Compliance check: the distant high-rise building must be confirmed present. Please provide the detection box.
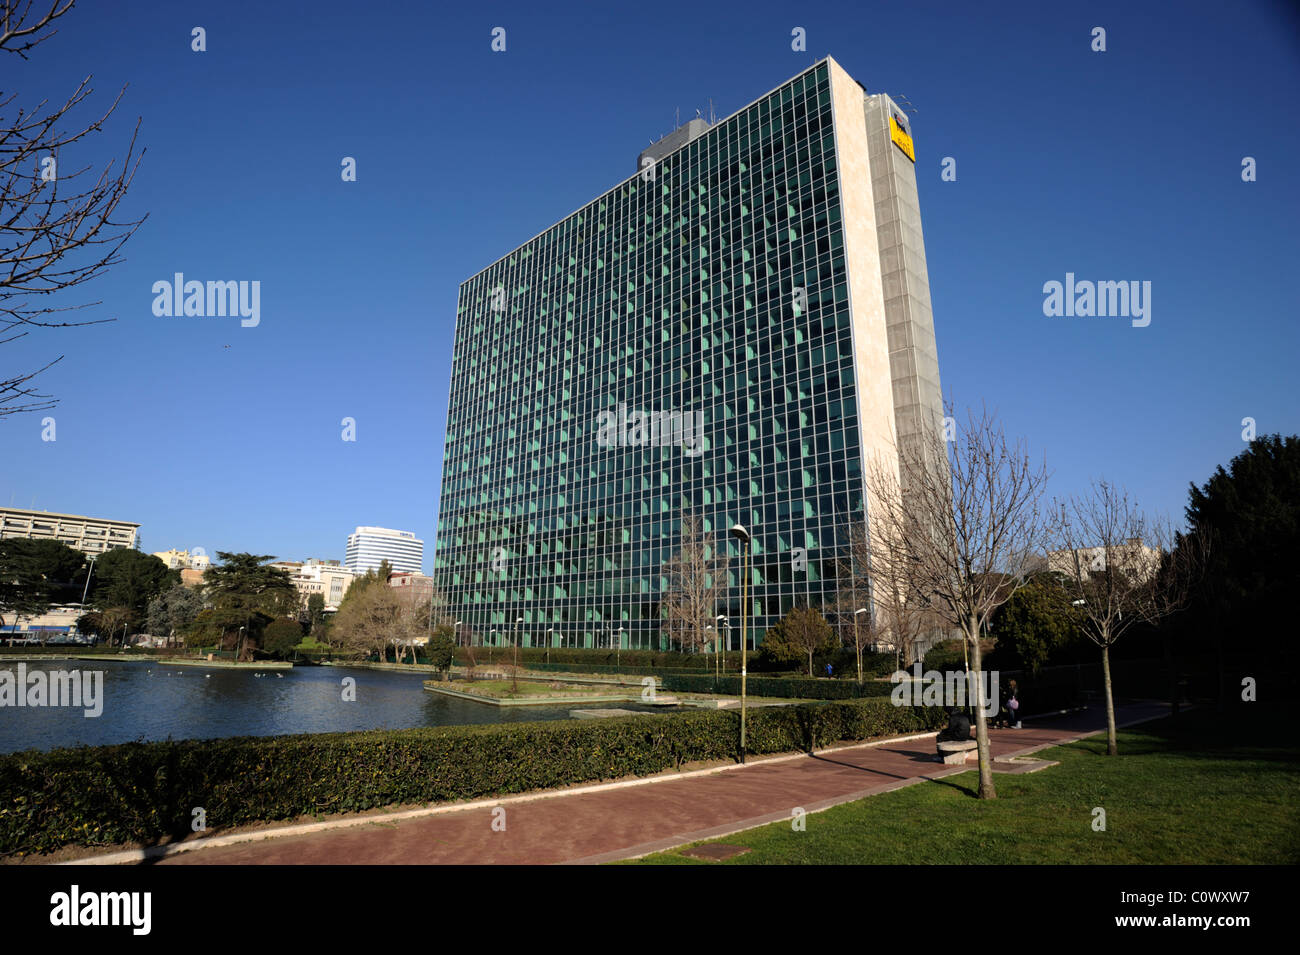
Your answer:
[345,527,424,575]
[432,57,944,650]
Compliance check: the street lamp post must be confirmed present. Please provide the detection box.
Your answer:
[616,626,625,670]
[75,555,97,645]
[78,556,97,606]
[854,607,868,683]
[716,614,729,676]
[730,524,750,763]
[453,620,463,676]
[515,617,523,673]
[546,628,553,666]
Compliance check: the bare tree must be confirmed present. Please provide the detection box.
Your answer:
[660,511,730,653]
[827,587,872,683]
[2,0,147,416]
[332,585,411,662]
[391,587,428,663]
[866,405,1051,800]
[837,519,932,677]
[1051,481,1206,755]
[831,523,875,682]
[782,606,835,677]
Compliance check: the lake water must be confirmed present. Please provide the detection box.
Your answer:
[0,660,617,754]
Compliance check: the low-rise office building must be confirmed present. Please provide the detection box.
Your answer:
[282,559,356,611]
[0,506,139,557]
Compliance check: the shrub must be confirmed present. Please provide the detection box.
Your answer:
[261,619,304,659]
[0,697,946,855]
[661,673,896,699]
[922,640,965,671]
[424,626,454,672]
[450,646,795,672]
[823,647,897,679]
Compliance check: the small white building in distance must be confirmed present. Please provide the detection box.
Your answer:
[1045,538,1162,584]
[345,526,424,575]
[389,572,434,599]
[271,558,357,612]
[152,549,211,571]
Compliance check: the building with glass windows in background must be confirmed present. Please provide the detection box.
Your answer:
[432,56,944,651]
[345,526,424,575]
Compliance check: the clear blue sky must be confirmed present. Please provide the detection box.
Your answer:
[3,0,1297,570]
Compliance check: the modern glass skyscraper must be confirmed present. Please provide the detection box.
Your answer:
[433,57,944,651]
[345,526,424,575]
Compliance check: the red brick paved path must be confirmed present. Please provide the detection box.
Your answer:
[153,702,1167,865]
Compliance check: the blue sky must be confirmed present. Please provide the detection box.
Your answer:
[3,0,1297,570]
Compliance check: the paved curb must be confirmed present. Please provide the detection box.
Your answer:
[574,704,1174,864]
[60,706,1174,866]
[57,729,942,866]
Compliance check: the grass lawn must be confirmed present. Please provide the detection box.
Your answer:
[457,679,619,698]
[629,704,1300,865]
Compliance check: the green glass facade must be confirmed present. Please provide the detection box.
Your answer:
[433,60,893,650]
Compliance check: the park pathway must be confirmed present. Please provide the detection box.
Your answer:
[124,701,1167,865]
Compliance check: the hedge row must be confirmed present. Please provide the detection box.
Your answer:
[0,646,158,655]
[661,673,896,699]
[454,647,750,671]
[0,697,946,856]
[484,661,756,678]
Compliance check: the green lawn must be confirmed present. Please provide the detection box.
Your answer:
[457,679,619,698]
[629,705,1300,865]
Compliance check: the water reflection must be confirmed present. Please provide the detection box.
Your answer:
[0,661,603,753]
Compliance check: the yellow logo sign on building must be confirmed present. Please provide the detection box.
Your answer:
[889,114,915,163]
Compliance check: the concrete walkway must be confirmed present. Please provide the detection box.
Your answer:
[99,701,1170,866]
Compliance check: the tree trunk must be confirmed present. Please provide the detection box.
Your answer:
[968,617,997,799]
[808,649,814,677]
[1215,637,1226,711]
[1101,642,1118,756]
[1164,626,1178,719]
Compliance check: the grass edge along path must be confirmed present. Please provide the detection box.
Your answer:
[0,696,948,858]
[625,705,1299,865]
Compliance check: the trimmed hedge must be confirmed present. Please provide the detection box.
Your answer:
[453,647,751,672]
[661,673,896,699]
[480,661,741,678]
[0,646,158,655]
[0,697,946,856]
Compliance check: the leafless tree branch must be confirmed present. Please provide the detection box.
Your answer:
[1,0,147,416]
[866,403,1051,798]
